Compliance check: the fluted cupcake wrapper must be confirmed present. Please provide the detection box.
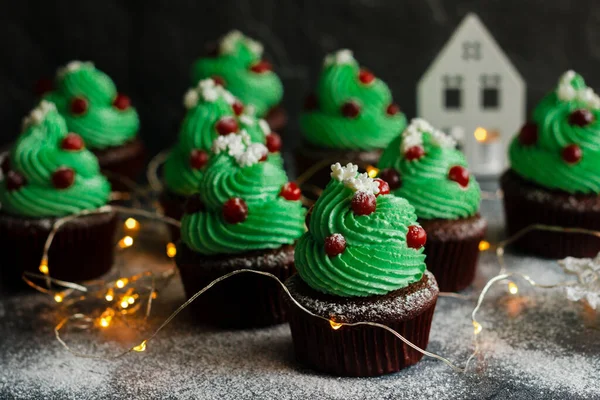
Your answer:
[0,211,118,292]
[93,136,146,191]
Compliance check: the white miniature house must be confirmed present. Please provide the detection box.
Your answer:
[417,13,526,176]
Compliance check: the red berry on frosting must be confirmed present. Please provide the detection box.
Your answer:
[211,75,226,87]
[562,144,582,164]
[374,178,390,196]
[259,153,268,162]
[52,167,75,189]
[112,93,131,110]
[250,60,272,73]
[518,122,538,146]
[304,93,318,111]
[5,171,26,191]
[222,198,248,224]
[70,97,88,115]
[266,132,282,153]
[215,117,238,135]
[232,100,244,116]
[34,78,54,96]
[185,194,205,214]
[378,168,401,190]
[386,103,400,116]
[341,101,360,118]
[280,182,301,201]
[448,165,470,188]
[351,191,377,216]
[405,146,425,161]
[189,149,208,170]
[569,109,595,127]
[406,225,427,249]
[1,156,10,174]
[61,133,85,151]
[358,69,375,84]
[324,233,346,257]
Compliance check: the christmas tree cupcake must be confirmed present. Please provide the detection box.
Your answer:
[161,79,283,233]
[502,71,600,258]
[43,61,144,187]
[297,49,407,188]
[285,163,438,376]
[191,31,287,131]
[175,132,305,328]
[378,119,485,292]
[0,101,117,287]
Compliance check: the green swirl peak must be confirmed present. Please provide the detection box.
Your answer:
[509,71,600,194]
[379,118,481,220]
[164,79,283,196]
[180,132,305,255]
[300,49,407,150]
[44,61,140,150]
[294,162,427,297]
[0,101,111,218]
[191,30,283,117]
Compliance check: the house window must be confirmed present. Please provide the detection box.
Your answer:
[480,75,501,110]
[443,75,463,110]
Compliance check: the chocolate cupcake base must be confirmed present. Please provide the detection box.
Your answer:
[93,137,146,191]
[0,210,118,291]
[501,169,600,259]
[284,271,438,377]
[264,104,288,133]
[175,243,296,329]
[158,189,188,241]
[420,214,487,292]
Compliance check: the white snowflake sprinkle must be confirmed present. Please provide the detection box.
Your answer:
[239,115,255,126]
[555,70,600,109]
[211,132,265,167]
[331,162,358,182]
[324,49,355,67]
[183,89,199,109]
[219,30,243,54]
[344,172,380,195]
[21,101,56,130]
[400,118,455,153]
[258,119,271,136]
[56,60,94,79]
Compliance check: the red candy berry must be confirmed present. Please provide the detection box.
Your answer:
[5,171,26,191]
[324,233,347,257]
[569,109,595,127]
[386,103,400,116]
[70,97,88,115]
[378,168,401,190]
[112,93,131,110]
[374,178,390,196]
[406,225,427,249]
[184,194,205,214]
[222,198,248,224]
[518,122,538,146]
[304,93,318,111]
[562,144,582,164]
[448,165,470,188]
[280,182,301,201]
[259,153,268,162]
[211,75,226,87]
[34,78,54,96]
[215,117,238,135]
[358,69,375,84]
[341,101,361,118]
[61,133,85,151]
[1,156,11,174]
[266,132,282,153]
[189,149,208,170]
[250,60,272,73]
[52,167,75,189]
[351,191,377,216]
[405,146,425,161]
[232,100,244,116]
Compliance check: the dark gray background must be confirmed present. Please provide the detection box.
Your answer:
[1,0,600,155]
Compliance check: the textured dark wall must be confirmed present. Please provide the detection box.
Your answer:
[1,0,599,154]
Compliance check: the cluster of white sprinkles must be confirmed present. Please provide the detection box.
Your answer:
[22,100,56,130]
[218,30,263,57]
[400,118,457,154]
[56,60,94,79]
[183,79,236,109]
[556,70,600,109]
[323,49,355,67]
[330,162,380,195]
[211,132,268,167]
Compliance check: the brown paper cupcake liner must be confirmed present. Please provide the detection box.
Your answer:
[175,242,296,329]
[0,210,118,291]
[93,136,146,191]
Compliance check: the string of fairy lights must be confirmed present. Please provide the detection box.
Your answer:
[14,158,600,372]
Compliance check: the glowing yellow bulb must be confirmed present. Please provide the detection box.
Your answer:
[54,294,63,303]
[127,296,135,305]
[124,218,139,231]
[99,318,110,328]
[105,289,114,302]
[120,300,129,309]
[329,320,343,330]
[133,340,147,352]
[39,259,49,275]
[166,242,177,258]
[115,279,128,289]
[478,240,490,251]
[119,236,134,249]
[473,321,482,335]
[366,166,379,179]
[474,127,488,142]
[151,292,158,299]
[508,281,519,295]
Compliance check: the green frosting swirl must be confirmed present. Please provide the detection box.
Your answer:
[180,137,305,255]
[379,126,481,220]
[0,102,111,218]
[44,62,139,149]
[509,71,600,194]
[191,31,283,117]
[299,50,407,150]
[164,82,282,196]
[295,172,426,297]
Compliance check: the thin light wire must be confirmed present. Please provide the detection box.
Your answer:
[146,149,171,193]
